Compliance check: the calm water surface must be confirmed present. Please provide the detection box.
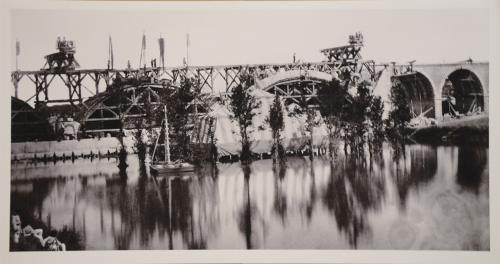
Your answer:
[10,143,489,250]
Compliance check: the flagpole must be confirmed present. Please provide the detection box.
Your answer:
[186,33,190,67]
[14,39,20,98]
[15,39,19,71]
[108,35,114,70]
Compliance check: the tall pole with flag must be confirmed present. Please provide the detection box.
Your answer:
[108,35,114,69]
[186,33,190,67]
[15,39,20,71]
[139,32,146,68]
[158,34,165,71]
[15,39,20,98]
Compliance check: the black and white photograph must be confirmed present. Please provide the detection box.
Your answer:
[4,0,495,257]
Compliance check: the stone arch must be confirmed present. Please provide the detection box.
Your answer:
[441,69,484,117]
[392,71,436,118]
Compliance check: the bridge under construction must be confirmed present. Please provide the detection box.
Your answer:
[11,32,489,143]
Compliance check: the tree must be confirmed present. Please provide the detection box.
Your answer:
[387,80,412,130]
[267,93,286,164]
[344,81,384,156]
[385,80,411,163]
[317,78,350,156]
[318,79,384,157]
[131,89,159,162]
[293,87,320,159]
[163,76,201,162]
[367,95,385,156]
[228,74,261,163]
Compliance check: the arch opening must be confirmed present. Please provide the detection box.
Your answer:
[11,97,51,142]
[442,69,484,117]
[79,83,169,135]
[264,79,325,106]
[393,72,435,118]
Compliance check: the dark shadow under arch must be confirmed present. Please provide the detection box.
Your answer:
[393,72,435,118]
[442,69,484,116]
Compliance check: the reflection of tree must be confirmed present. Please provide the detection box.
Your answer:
[345,154,385,211]
[136,166,152,247]
[13,157,222,250]
[194,165,221,245]
[105,164,217,249]
[272,164,288,225]
[305,159,317,222]
[456,146,487,194]
[104,162,215,250]
[321,148,388,248]
[107,171,133,250]
[391,145,437,209]
[238,165,253,249]
[322,159,368,248]
[107,167,165,249]
[169,177,206,249]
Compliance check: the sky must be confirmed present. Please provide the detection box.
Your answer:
[10,7,489,101]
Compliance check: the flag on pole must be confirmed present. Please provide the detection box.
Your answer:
[186,33,190,66]
[16,40,20,56]
[108,35,114,69]
[158,37,165,68]
[139,33,147,67]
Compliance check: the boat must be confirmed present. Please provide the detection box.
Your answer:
[150,105,195,175]
[150,161,196,174]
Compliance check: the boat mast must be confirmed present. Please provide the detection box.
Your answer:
[164,105,171,163]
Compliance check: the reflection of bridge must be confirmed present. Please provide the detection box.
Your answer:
[10,32,489,139]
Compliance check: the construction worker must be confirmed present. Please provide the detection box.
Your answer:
[445,89,458,118]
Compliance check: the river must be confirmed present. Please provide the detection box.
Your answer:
[10,143,489,250]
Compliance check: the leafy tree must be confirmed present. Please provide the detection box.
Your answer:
[369,96,384,132]
[163,76,200,162]
[131,90,159,162]
[292,88,320,159]
[318,79,384,157]
[317,78,350,156]
[384,80,412,163]
[228,74,261,163]
[385,80,412,146]
[344,81,384,156]
[367,95,385,155]
[267,93,286,164]
[387,80,412,130]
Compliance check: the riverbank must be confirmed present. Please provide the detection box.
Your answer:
[409,114,488,145]
[11,137,136,161]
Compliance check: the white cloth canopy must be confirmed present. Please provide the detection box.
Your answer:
[208,89,330,156]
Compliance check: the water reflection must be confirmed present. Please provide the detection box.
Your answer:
[10,143,489,250]
[238,165,253,249]
[272,164,288,225]
[323,159,367,248]
[456,146,487,194]
[390,145,438,209]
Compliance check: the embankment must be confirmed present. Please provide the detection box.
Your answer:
[11,137,136,160]
[410,115,488,145]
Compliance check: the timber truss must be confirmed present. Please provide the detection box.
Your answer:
[12,60,383,107]
[12,32,385,109]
